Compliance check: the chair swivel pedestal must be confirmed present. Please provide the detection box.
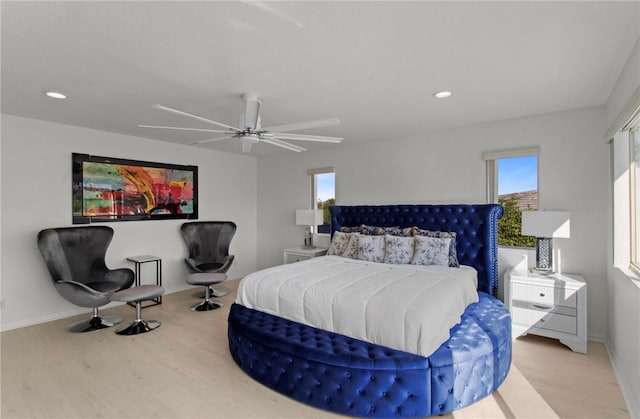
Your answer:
[110,285,165,335]
[67,308,123,333]
[186,273,227,311]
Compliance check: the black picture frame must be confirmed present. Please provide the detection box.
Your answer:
[72,153,198,224]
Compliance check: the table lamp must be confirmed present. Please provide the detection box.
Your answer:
[521,210,570,272]
[296,209,324,249]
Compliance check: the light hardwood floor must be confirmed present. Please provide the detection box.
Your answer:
[1,279,629,419]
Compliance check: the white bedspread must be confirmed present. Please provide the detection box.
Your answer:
[236,255,479,357]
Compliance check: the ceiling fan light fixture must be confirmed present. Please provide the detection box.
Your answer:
[433,91,452,99]
[240,133,261,144]
[43,91,67,99]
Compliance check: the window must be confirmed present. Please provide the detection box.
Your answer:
[307,167,335,234]
[630,122,640,270]
[484,148,539,247]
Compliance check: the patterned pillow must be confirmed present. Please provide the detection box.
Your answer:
[412,228,460,267]
[384,235,415,264]
[356,235,385,262]
[340,226,362,233]
[411,235,451,267]
[359,225,413,237]
[341,233,361,259]
[327,231,351,256]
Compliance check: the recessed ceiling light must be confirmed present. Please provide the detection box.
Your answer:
[43,91,67,99]
[433,91,452,99]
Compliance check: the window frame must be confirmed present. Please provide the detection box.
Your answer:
[307,166,335,235]
[483,147,540,248]
[628,117,640,272]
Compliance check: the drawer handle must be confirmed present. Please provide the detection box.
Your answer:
[533,304,552,310]
[539,292,545,297]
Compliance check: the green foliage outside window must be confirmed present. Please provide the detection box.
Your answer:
[498,197,536,247]
[318,198,335,224]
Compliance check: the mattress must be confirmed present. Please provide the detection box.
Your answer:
[236,255,479,357]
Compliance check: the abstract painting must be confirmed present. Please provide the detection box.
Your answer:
[72,153,198,223]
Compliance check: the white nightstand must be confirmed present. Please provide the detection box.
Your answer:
[283,247,328,264]
[505,269,587,354]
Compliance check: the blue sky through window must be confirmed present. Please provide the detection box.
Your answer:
[317,172,335,202]
[498,156,538,195]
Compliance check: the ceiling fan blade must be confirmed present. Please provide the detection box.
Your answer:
[262,137,306,152]
[242,142,253,153]
[189,136,235,145]
[138,124,229,134]
[152,104,242,132]
[262,118,340,133]
[271,133,343,143]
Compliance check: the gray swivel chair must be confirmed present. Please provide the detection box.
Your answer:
[37,226,135,332]
[180,221,236,298]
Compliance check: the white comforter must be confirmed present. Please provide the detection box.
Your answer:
[236,255,479,357]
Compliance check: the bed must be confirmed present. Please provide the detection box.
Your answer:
[228,204,511,417]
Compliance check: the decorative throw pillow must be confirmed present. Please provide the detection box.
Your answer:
[327,231,351,256]
[359,225,410,236]
[359,225,384,235]
[411,235,451,267]
[356,235,385,262]
[340,226,362,233]
[341,233,361,259]
[384,235,415,264]
[412,228,460,267]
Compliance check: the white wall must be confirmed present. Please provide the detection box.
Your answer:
[258,106,610,339]
[0,114,258,330]
[605,37,640,419]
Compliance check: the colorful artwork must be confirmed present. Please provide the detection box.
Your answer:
[72,154,198,223]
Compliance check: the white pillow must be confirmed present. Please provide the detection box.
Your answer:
[356,235,385,263]
[341,233,361,259]
[411,235,451,266]
[327,231,351,256]
[384,235,415,264]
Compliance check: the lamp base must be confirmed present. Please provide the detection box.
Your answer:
[303,228,314,249]
[535,237,553,272]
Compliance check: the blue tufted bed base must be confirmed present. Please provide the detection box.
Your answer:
[228,204,512,417]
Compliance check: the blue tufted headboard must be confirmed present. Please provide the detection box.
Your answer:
[329,204,504,297]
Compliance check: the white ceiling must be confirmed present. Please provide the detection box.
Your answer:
[2,1,639,156]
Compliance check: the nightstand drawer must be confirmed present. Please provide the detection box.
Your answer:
[283,247,328,264]
[511,282,577,308]
[289,254,312,263]
[512,306,577,334]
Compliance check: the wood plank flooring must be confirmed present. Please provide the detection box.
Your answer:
[1,279,629,418]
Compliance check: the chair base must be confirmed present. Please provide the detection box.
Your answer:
[192,287,228,299]
[66,315,122,333]
[190,300,224,312]
[116,319,160,335]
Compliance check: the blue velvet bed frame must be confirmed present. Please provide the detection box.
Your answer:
[228,204,512,417]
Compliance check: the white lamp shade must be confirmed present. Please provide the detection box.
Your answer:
[521,211,571,238]
[296,209,324,226]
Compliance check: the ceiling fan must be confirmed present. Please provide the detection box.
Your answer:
[139,94,343,153]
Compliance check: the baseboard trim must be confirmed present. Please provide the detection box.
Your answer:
[604,340,639,419]
[0,307,90,332]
